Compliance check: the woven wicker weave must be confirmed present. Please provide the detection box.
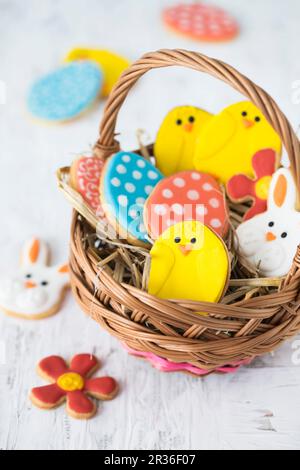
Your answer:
[58,49,300,373]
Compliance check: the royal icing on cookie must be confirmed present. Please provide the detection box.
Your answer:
[163,3,239,42]
[124,344,252,376]
[30,354,118,420]
[65,48,130,97]
[0,238,69,320]
[100,152,163,245]
[227,149,277,220]
[70,156,105,217]
[236,167,300,277]
[148,220,229,304]
[144,170,229,239]
[193,101,281,184]
[154,106,212,176]
[27,62,103,122]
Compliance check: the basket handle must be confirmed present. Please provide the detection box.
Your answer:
[94,49,300,192]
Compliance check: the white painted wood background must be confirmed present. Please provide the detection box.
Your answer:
[0,0,300,450]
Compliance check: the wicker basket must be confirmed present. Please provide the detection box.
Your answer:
[58,49,300,374]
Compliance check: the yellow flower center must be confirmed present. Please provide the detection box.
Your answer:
[57,372,84,392]
[255,175,272,200]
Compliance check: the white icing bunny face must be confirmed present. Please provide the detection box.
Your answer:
[236,168,300,277]
[0,238,69,319]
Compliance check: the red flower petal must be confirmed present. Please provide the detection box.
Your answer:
[38,356,69,382]
[227,174,255,200]
[85,377,118,399]
[31,384,66,408]
[70,354,99,378]
[252,149,277,179]
[66,390,96,418]
[244,198,267,220]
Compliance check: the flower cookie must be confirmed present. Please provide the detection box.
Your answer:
[0,238,69,320]
[236,167,300,277]
[27,62,103,123]
[100,152,163,246]
[148,220,229,305]
[30,354,118,420]
[193,101,281,184]
[144,171,229,239]
[70,156,105,218]
[154,106,212,176]
[227,149,277,220]
[162,3,239,42]
[65,48,130,97]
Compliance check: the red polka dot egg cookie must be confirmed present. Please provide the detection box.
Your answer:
[144,171,229,240]
[163,3,239,43]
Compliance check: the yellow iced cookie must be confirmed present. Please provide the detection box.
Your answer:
[148,220,229,305]
[65,48,130,96]
[193,101,281,184]
[154,106,212,176]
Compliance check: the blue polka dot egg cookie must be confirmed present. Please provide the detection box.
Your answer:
[27,62,103,123]
[100,152,163,246]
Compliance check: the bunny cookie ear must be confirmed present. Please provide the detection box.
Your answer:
[21,238,49,267]
[57,264,69,275]
[268,167,296,211]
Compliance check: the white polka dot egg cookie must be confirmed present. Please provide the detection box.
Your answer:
[144,171,229,239]
[100,152,163,246]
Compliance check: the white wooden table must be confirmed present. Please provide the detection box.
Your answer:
[1,0,300,450]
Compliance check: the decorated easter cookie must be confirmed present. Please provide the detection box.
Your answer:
[148,220,229,304]
[27,62,103,123]
[154,106,212,176]
[162,3,239,42]
[227,149,277,220]
[30,354,118,419]
[0,238,69,320]
[236,167,300,277]
[144,170,228,239]
[124,344,251,376]
[70,156,105,217]
[65,48,130,96]
[100,152,163,246]
[193,101,281,184]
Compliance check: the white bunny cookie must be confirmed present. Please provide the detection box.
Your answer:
[236,168,300,277]
[0,238,69,320]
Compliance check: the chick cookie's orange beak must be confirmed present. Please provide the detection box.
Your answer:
[242,118,254,129]
[266,231,276,242]
[179,244,192,256]
[183,123,194,133]
[25,280,37,289]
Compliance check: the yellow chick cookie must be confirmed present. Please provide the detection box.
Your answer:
[148,221,229,305]
[154,106,212,176]
[65,48,130,97]
[193,101,281,184]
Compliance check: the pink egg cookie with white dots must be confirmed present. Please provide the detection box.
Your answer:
[163,3,239,43]
[144,171,229,239]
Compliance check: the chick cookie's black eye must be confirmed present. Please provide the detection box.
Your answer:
[241,111,247,117]
[25,273,32,279]
[174,237,181,243]
[268,221,274,227]
[254,116,261,122]
[190,237,197,244]
[188,116,195,123]
[176,119,182,125]
[281,232,287,238]
[41,281,48,286]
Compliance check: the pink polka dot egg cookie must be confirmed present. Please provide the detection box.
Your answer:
[144,171,229,239]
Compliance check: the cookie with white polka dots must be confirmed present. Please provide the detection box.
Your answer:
[100,152,163,246]
[162,3,239,43]
[144,171,229,239]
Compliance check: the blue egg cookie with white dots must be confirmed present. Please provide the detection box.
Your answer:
[100,152,163,246]
[27,61,103,123]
